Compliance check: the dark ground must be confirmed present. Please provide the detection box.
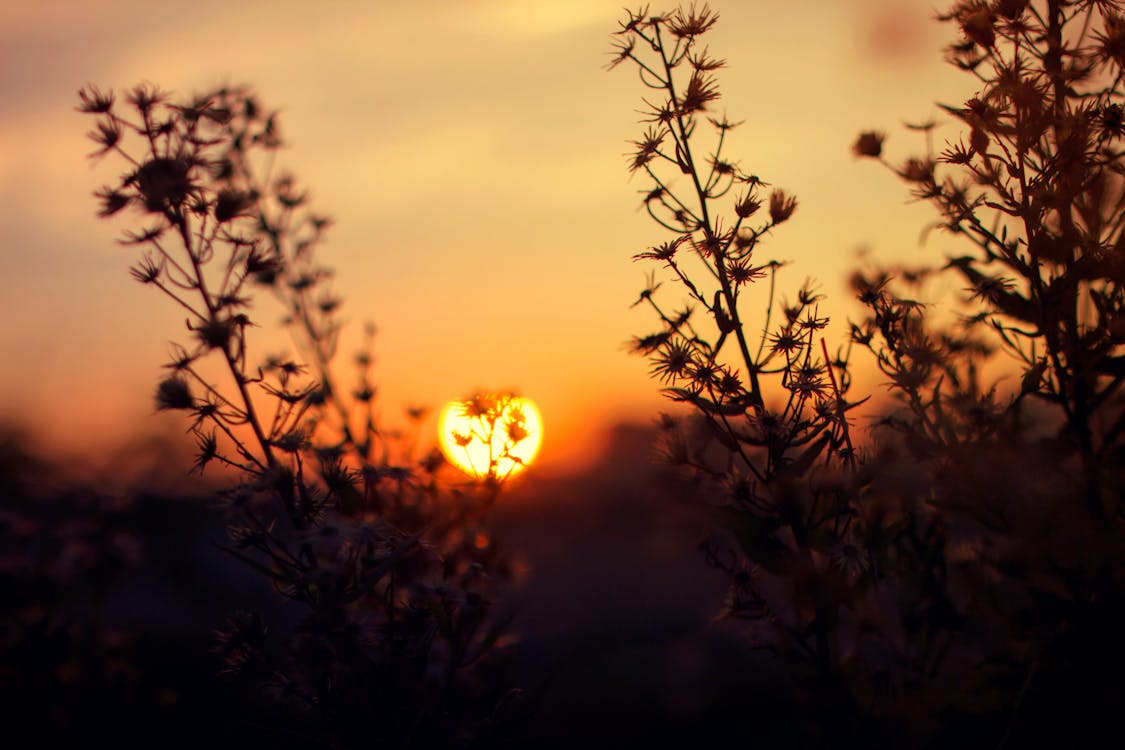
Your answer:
[1,423,812,748]
[7,423,1120,749]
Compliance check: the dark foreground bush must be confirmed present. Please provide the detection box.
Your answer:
[611,2,1125,746]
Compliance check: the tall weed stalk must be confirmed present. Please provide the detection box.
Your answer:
[80,84,522,748]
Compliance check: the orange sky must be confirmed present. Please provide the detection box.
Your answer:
[0,0,976,475]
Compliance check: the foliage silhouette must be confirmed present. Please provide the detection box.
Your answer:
[80,84,524,749]
[20,3,1125,747]
[612,2,1125,746]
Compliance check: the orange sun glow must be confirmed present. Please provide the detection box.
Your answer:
[437,393,543,479]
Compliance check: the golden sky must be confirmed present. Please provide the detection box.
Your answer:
[0,0,976,474]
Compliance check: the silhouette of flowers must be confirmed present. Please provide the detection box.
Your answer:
[613,2,1125,745]
[80,83,520,748]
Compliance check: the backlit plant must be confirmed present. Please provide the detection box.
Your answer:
[80,84,520,748]
[612,2,1125,745]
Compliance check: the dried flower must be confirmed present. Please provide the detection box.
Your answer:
[195,317,234,350]
[651,338,695,383]
[629,332,672,354]
[76,85,115,113]
[130,157,193,213]
[126,84,164,114]
[1103,103,1125,138]
[215,189,252,222]
[86,119,123,160]
[689,47,725,71]
[994,0,1028,21]
[192,430,219,473]
[735,192,761,218]
[667,3,718,38]
[679,71,721,114]
[728,257,766,287]
[155,376,194,410]
[769,327,803,355]
[129,255,162,284]
[853,131,885,158]
[899,157,934,183]
[607,35,636,70]
[629,126,668,172]
[958,3,995,48]
[1097,11,1125,68]
[635,236,687,261]
[94,187,130,217]
[768,189,797,224]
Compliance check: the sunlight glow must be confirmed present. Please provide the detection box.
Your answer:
[437,393,543,479]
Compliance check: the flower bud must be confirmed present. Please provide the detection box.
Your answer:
[853,131,885,158]
[768,190,798,224]
[155,376,194,410]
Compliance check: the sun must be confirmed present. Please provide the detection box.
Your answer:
[437,393,543,479]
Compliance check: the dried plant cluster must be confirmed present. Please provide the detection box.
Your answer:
[614,2,1125,745]
[610,0,863,699]
[80,85,520,748]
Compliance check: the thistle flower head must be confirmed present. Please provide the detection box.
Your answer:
[769,327,803,355]
[129,157,194,213]
[77,85,115,114]
[956,2,996,49]
[129,255,162,284]
[195,317,235,350]
[853,131,885,158]
[629,332,671,354]
[728,257,767,287]
[994,0,1028,21]
[667,3,718,39]
[679,70,721,114]
[768,189,798,224]
[1103,103,1125,138]
[155,376,195,410]
[651,338,695,384]
[735,191,761,218]
[215,189,253,222]
[86,118,122,158]
[94,187,130,217]
[1097,11,1125,69]
[126,83,165,115]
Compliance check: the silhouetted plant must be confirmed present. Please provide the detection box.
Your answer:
[613,3,1125,746]
[609,3,869,732]
[854,0,1125,516]
[844,0,1125,743]
[80,84,522,748]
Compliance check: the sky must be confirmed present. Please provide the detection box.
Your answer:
[0,0,976,475]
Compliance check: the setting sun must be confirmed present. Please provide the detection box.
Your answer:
[437,393,543,479]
